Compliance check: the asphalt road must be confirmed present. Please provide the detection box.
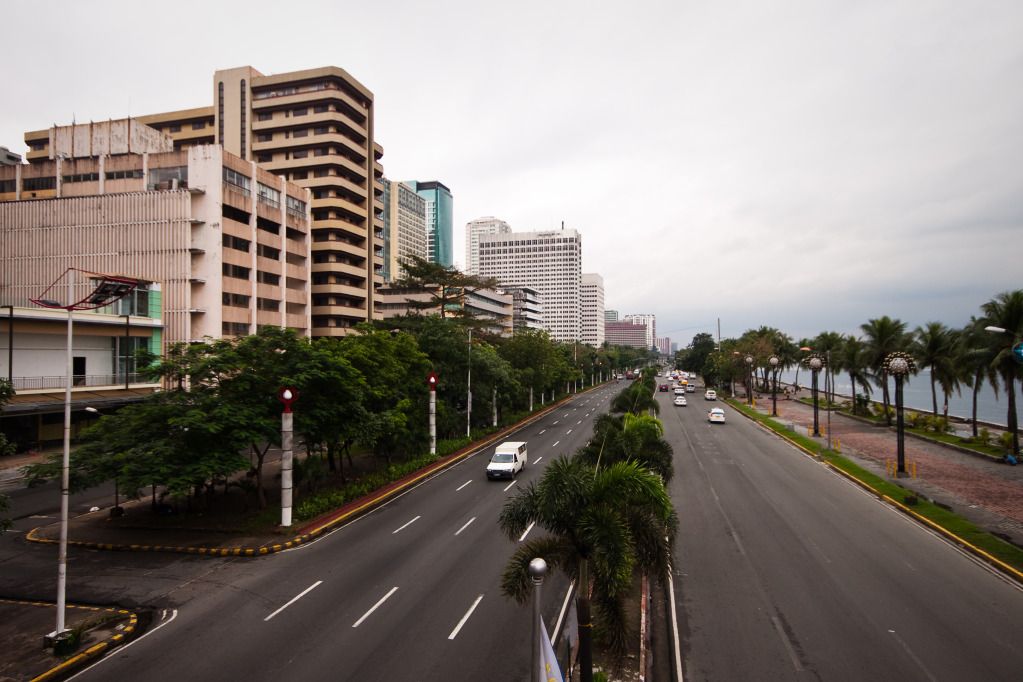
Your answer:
[55,385,620,681]
[659,388,1023,681]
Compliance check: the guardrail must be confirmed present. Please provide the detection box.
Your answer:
[10,373,148,391]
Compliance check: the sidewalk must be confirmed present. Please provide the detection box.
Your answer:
[759,389,1023,547]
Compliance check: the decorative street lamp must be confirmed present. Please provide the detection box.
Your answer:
[529,557,548,682]
[427,372,438,455]
[32,268,140,647]
[804,353,825,437]
[744,355,754,406]
[466,328,472,439]
[884,351,916,476]
[769,355,780,416]
[278,387,298,527]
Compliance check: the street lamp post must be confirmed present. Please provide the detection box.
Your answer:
[826,350,833,451]
[278,387,298,527]
[884,352,916,476]
[427,372,438,455]
[32,268,139,646]
[744,355,754,406]
[805,353,824,437]
[529,557,548,682]
[466,328,472,439]
[769,355,779,416]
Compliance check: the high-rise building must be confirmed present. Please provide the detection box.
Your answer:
[1,129,313,346]
[604,321,648,349]
[478,229,582,342]
[503,285,544,331]
[465,216,510,275]
[580,273,605,348]
[407,180,452,267]
[656,337,671,356]
[24,65,384,337]
[381,179,427,282]
[605,309,619,322]
[624,313,656,349]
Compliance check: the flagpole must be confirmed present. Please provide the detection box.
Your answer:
[529,558,547,682]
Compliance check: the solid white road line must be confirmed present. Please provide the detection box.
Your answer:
[668,568,684,681]
[67,609,179,681]
[456,480,472,491]
[503,480,517,492]
[534,456,543,464]
[265,581,323,622]
[448,594,484,640]
[455,517,477,536]
[392,515,421,534]
[353,586,399,627]
[552,580,576,640]
[518,521,536,542]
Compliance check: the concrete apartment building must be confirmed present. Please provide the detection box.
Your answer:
[406,181,453,267]
[580,273,605,348]
[478,228,582,343]
[504,286,544,332]
[604,321,648,349]
[465,216,510,275]
[381,178,427,282]
[376,285,513,336]
[605,309,619,322]
[624,313,656,350]
[1,123,313,346]
[23,65,384,337]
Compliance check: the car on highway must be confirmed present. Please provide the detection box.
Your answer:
[704,389,717,400]
[687,385,696,393]
[674,396,687,406]
[659,383,669,392]
[707,407,725,423]
[486,441,528,479]
[674,387,685,395]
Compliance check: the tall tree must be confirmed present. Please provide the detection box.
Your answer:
[981,290,1023,455]
[860,316,908,425]
[913,322,955,417]
[836,335,873,415]
[499,458,677,678]
[959,317,1001,437]
[395,255,498,319]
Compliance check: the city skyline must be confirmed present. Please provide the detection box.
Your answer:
[1,1,1019,347]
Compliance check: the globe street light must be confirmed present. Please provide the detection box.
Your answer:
[805,353,825,437]
[744,355,754,406]
[427,372,438,455]
[884,351,916,476]
[278,387,298,527]
[528,558,548,682]
[769,355,780,416]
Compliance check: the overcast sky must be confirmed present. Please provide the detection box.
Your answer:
[3,1,1020,347]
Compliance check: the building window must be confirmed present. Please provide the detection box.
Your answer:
[257,182,281,208]
[223,167,251,194]
[0,179,16,192]
[291,171,307,180]
[257,271,281,285]
[240,79,247,159]
[257,298,280,312]
[256,154,272,163]
[222,292,251,307]
[257,111,272,121]
[293,150,308,159]
[218,81,225,146]
[148,166,188,190]
[256,133,272,142]
[293,108,308,117]
[313,104,329,114]
[257,243,281,260]
[293,129,308,138]
[223,234,251,252]
[222,263,251,279]
[61,172,100,183]
[103,169,144,181]
[192,121,206,130]
[222,322,250,336]
[168,124,182,133]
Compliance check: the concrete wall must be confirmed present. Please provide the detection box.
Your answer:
[50,119,173,159]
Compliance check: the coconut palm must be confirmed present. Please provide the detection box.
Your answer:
[836,335,873,415]
[577,413,674,482]
[980,290,1023,455]
[861,316,908,424]
[914,322,956,417]
[499,458,677,680]
[959,317,1001,437]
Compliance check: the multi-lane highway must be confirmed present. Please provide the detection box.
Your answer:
[68,384,621,682]
[658,386,1023,681]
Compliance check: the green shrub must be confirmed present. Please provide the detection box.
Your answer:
[999,432,1014,452]
[979,428,992,446]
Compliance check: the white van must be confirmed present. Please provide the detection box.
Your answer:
[486,441,528,479]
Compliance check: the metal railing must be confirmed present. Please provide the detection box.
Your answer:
[11,373,152,391]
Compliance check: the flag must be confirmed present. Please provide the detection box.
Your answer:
[538,614,565,682]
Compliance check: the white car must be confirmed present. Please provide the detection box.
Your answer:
[673,387,685,395]
[686,385,696,393]
[674,396,687,407]
[708,407,726,424]
[704,390,717,401]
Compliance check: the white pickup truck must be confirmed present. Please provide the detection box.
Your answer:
[486,441,528,480]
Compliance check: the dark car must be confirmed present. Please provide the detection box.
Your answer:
[659,383,669,392]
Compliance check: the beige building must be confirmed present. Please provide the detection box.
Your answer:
[1,128,312,346]
[382,178,427,282]
[24,64,383,337]
[581,273,605,348]
[377,285,513,336]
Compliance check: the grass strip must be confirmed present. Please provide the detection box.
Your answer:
[726,399,1023,574]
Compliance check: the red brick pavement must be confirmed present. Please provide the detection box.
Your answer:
[764,395,1023,544]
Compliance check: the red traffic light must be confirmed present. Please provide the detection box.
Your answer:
[426,372,438,390]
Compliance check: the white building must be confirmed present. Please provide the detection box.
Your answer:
[478,228,582,342]
[624,313,656,350]
[382,179,427,282]
[504,285,544,331]
[464,216,511,275]
[580,273,605,348]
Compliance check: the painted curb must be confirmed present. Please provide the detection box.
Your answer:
[24,386,604,559]
[725,399,1023,585]
[0,598,138,682]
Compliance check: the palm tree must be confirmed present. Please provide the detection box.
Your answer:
[959,317,1001,437]
[577,413,674,482]
[836,335,873,415]
[861,316,908,424]
[500,458,677,680]
[981,290,1023,455]
[914,322,955,417]
[813,331,844,407]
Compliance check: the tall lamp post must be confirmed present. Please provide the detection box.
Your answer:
[529,558,548,682]
[744,355,754,405]
[278,387,298,527]
[427,372,438,455]
[804,352,824,437]
[769,355,779,416]
[884,352,916,476]
[466,328,472,439]
[32,268,140,646]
